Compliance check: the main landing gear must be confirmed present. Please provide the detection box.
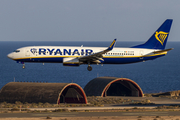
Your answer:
[87,65,92,71]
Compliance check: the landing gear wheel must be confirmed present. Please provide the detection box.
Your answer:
[22,64,25,69]
[87,66,92,71]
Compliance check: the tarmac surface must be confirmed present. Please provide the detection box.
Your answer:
[1,111,180,118]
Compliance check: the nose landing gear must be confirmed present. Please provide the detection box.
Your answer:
[22,64,25,69]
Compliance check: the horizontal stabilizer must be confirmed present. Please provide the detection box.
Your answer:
[142,48,173,57]
[153,48,173,54]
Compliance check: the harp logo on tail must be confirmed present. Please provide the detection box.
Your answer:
[155,31,168,45]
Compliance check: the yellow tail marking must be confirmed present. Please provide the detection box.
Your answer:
[109,40,116,48]
[155,31,168,45]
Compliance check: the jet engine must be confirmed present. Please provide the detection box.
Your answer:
[63,57,80,66]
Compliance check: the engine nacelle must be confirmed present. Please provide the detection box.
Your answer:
[63,57,80,66]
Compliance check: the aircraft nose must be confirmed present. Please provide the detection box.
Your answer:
[7,53,13,59]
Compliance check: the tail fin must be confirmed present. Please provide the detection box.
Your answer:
[132,19,173,49]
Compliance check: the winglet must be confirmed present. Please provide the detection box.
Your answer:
[107,39,116,50]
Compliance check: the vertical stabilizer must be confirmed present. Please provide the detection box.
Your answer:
[132,19,173,49]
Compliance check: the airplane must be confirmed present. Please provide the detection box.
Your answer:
[7,19,173,71]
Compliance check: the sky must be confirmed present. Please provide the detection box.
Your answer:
[0,0,180,41]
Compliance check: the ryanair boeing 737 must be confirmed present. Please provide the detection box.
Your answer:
[7,19,173,71]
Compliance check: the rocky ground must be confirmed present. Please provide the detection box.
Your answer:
[1,90,180,110]
[1,91,180,119]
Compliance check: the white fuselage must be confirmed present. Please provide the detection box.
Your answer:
[7,46,166,64]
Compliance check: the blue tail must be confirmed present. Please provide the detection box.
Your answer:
[132,19,173,50]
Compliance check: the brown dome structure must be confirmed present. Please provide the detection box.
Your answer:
[84,77,143,97]
[0,82,87,104]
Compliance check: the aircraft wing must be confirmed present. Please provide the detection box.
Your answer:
[79,39,116,64]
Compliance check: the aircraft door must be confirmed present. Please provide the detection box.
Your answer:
[25,49,30,56]
[139,50,144,56]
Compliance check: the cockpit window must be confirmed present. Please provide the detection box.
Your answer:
[14,50,20,53]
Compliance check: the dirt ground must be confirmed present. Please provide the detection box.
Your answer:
[1,116,180,120]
